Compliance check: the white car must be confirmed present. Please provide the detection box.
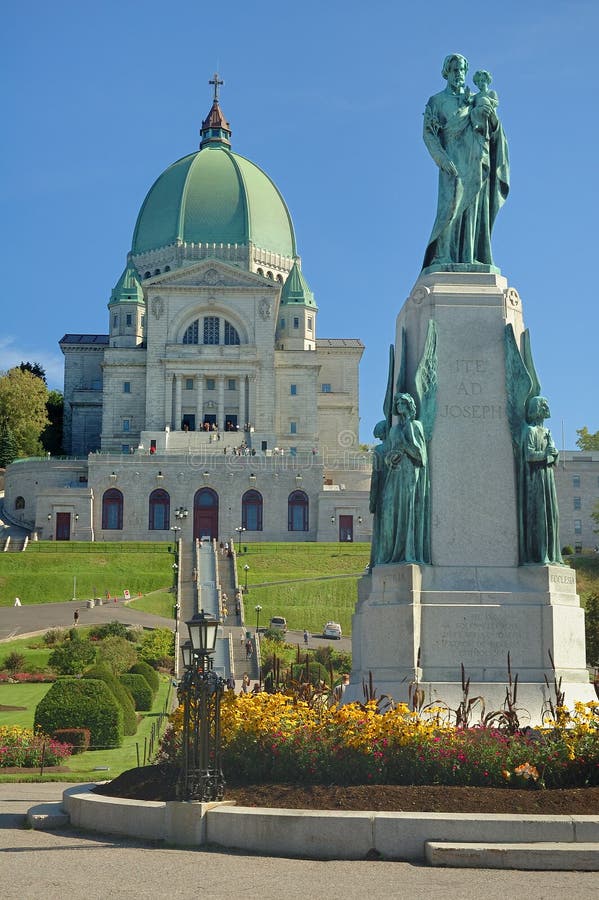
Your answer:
[323,622,342,640]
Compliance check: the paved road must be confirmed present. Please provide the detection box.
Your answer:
[0,599,174,642]
[1,784,598,900]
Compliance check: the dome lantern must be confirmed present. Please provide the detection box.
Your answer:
[199,73,232,150]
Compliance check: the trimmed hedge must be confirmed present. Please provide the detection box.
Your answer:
[34,678,124,748]
[52,727,91,754]
[128,661,159,694]
[120,673,153,710]
[83,664,137,736]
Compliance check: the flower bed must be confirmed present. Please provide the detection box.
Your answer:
[0,672,57,683]
[160,695,599,789]
[0,725,72,767]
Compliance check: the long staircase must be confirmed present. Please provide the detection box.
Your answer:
[216,549,259,683]
[175,540,259,685]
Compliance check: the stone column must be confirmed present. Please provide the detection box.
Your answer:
[174,374,182,431]
[217,375,225,430]
[196,375,204,430]
[164,373,173,429]
[248,375,257,430]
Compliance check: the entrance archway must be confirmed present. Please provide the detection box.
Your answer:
[193,488,219,541]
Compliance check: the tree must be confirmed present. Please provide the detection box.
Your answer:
[19,361,47,385]
[0,367,49,458]
[592,500,599,535]
[41,389,64,455]
[96,636,138,674]
[576,427,599,451]
[49,637,96,675]
[0,422,18,467]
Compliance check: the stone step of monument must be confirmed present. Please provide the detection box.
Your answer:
[26,802,70,830]
[425,840,599,871]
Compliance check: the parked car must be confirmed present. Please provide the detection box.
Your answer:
[269,616,287,633]
[323,622,342,640]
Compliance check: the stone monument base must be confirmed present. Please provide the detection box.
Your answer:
[347,564,595,724]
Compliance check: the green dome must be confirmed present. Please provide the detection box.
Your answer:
[131,146,297,257]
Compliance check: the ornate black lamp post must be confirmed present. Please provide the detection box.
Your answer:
[254,604,262,634]
[177,611,225,802]
[235,526,246,553]
[243,563,250,592]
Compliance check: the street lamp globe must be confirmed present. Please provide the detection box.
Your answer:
[186,610,219,657]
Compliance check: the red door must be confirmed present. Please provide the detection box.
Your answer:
[194,488,219,541]
[339,515,353,542]
[56,512,71,541]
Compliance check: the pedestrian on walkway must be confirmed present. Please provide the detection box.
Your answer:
[73,609,80,626]
[245,638,253,659]
[303,628,309,645]
[241,673,250,694]
[14,597,22,607]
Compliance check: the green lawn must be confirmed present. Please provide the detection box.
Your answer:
[0,542,172,607]
[0,636,53,672]
[238,543,370,635]
[128,588,175,618]
[0,682,52,728]
[0,677,172,781]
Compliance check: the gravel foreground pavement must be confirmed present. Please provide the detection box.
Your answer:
[1,784,598,900]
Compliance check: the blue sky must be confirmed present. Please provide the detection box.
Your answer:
[2,0,597,448]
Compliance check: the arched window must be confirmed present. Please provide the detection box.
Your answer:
[102,488,123,530]
[15,496,25,510]
[144,271,151,279]
[164,265,170,272]
[276,274,284,283]
[288,490,309,532]
[203,316,220,344]
[242,490,263,531]
[183,320,199,344]
[154,269,160,276]
[182,317,240,345]
[257,268,264,276]
[224,321,240,345]
[149,489,170,530]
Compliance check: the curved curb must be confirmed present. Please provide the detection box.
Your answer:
[61,785,599,866]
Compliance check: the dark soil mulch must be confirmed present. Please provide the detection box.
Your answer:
[0,705,26,711]
[93,765,599,814]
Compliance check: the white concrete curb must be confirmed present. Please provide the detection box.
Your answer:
[60,785,599,866]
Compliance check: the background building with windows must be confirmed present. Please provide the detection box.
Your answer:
[5,85,371,543]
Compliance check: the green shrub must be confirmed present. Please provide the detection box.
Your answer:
[120,673,153,710]
[48,638,96,675]
[128,661,159,694]
[89,621,132,642]
[52,727,91,754]
[96,635,138,674]
[262,628,285,642]
[139,628,174,667]
[35,678,124,748]
[562,545,575,556]
[585,593,599,667]
[3,652,26,673]
[43,628,66,646]
[289,660,329,687]
[83,664,137,736]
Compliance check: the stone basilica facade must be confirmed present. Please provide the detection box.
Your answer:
[5,84,372,543]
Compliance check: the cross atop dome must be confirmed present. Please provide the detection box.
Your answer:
[200,73,232,150]
[209,72,223,102]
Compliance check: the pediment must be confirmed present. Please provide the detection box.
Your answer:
[145,260,277,291]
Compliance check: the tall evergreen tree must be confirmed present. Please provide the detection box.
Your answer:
[0,422,19,467]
